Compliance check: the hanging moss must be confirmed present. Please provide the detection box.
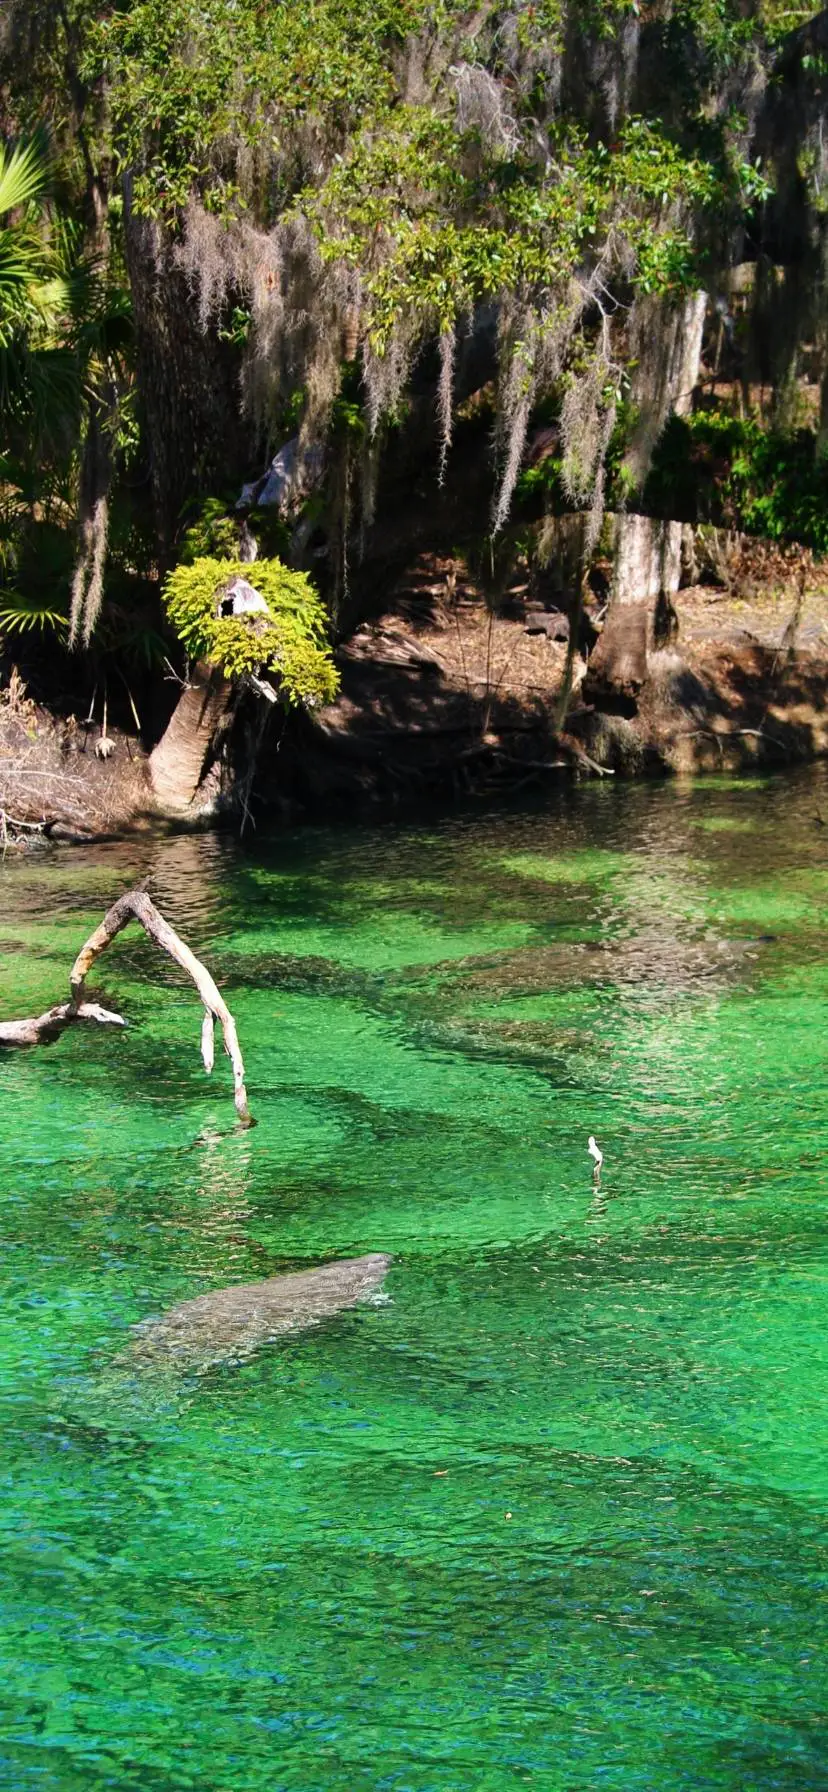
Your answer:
[162,557,339,707]
[5,0,827,676]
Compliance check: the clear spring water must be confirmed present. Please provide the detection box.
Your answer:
[0,770,826,1791]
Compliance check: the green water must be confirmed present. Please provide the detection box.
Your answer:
[1,771,826,1791]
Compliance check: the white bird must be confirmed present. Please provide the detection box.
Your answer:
[587,1135,604,1175]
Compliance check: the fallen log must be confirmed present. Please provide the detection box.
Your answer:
[0,888,252,1125]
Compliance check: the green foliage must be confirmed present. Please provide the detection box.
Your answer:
[0,139,131,446]
[93,0,444,219]
[178,498,241,564]
[306,113,723,352]
[757,1,819,45]
[162,556,339,706]
[0,125,135,656]
[77,0,782,551]
[645,410,828,552]
[89,0,805,225]
[3,0,828,706]
[178,497,292,564]
[515,399,828,554]
[0,136,70,386]
[0,137,64,345]
[0,589,68,637]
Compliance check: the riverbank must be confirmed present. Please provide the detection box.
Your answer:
[296,567,827,804]
[2,575,827,840]
[0,671,152,843]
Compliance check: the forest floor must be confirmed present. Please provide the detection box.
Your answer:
[301,554,828,805]
[0,670,151,844]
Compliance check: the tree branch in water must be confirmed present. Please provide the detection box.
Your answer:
[0,889,253,1125]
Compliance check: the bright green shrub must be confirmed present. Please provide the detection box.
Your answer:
[162,556,339,707]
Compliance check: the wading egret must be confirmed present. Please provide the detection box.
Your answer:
[587,1135,603,1175]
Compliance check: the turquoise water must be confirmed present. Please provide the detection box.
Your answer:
[0,770,826,1790]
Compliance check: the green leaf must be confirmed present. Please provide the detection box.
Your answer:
[0,590,68,637]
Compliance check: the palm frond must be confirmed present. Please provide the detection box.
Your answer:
[0,137,50,220]
[0,589,68,637]
[0,342,81,455]
[0,139,65,351]
[64,256,133,373]
[0,230,48,340]
[0,229,43,287]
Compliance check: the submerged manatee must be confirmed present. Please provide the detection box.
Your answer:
[127,1253,393,1373]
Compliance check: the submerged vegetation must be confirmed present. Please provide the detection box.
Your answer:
[0,0,827,817]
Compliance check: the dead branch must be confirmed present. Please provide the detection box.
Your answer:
[680,726,784,748]
[0,1001,126,1046]
[557,733,615,777]
[1,810,45,856]
[0,888,253,1125]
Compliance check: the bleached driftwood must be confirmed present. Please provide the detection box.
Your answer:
[0,888,252,1125]
[0,1001,126,1046]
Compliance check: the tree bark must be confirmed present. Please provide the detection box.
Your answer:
[148,661,235,819]
[122,196,248,563]
[584,516,682,707]
[584,284,706,705]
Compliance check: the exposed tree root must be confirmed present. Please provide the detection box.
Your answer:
[0,889,253,1125]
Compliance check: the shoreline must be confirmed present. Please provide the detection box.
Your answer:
[2,581,826,844]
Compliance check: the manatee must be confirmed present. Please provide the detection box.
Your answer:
[127,1253,393,1372]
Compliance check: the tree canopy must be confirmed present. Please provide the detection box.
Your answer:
[1,0,827,717]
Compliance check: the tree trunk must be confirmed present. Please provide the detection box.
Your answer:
[584,288,707,707]
[122,193,248,563]
[584,516,682,708]
[149,662,234,819]
[672,292,707,417]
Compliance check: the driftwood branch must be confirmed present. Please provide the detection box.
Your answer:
[0,888,252,1125]
[0,1001,125,1046]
